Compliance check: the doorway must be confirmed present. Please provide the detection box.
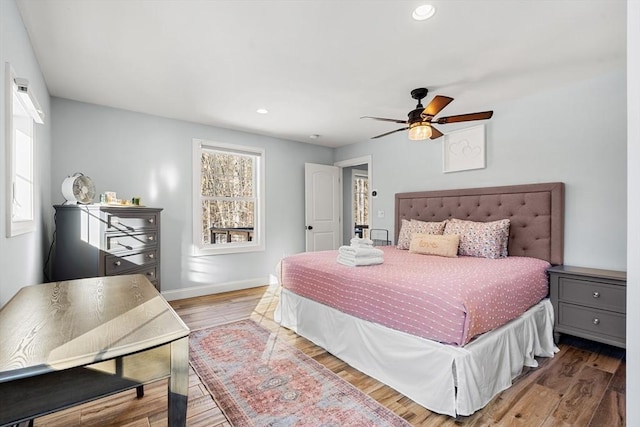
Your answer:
[334,156,372,246]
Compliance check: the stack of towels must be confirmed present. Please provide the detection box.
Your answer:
[337,237,384,267]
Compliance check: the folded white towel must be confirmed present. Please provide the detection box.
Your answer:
[338,246,384,258]
[350,237,374,247]
[337,254,384,267]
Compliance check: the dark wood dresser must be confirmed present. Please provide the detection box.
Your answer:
[548,265,626,348]
[53,205,163,290]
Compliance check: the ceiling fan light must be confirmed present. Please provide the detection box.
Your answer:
[408,123,432,140]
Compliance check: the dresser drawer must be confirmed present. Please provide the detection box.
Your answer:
[105,265,160,290]
[137,265,158,284]
[105,211,159,231]
[105,231,158,252]
[105,250,158,275]
[557,277,626,313]
[558,302,626,341]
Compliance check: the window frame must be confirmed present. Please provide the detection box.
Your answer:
[5,64,39,237]
[192,138,265,255]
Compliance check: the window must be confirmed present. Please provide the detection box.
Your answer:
[192,139,265,255]
[5,64,44,237]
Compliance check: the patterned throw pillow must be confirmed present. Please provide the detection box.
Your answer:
[396,219,447,250]
[409,234,460,257]
[443,218,510,259]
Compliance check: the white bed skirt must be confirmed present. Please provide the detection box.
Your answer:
[275,288,558,417]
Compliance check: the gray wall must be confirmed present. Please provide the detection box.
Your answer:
[0,0,53,305]
[51,98,333,297]
[627,1,639,424]
[336,70,627,271]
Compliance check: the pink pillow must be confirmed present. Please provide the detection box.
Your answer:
[396,219,447,250]
[443,218,510,259]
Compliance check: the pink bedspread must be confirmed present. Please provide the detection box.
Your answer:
[279,247,551,346]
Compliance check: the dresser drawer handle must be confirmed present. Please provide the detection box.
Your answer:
[593,318,600,325]
[114,260,121,266]
[148,218,155,224]
[593,291,600,298]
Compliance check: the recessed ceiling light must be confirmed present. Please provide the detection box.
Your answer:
[256,108,268,114]
[412,4,436,21]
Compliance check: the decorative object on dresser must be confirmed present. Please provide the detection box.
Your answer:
[549,265,626,348]
[60,172,96,204]
[53,205,162,290]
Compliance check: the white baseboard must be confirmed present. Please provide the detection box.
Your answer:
[161,277,270,301]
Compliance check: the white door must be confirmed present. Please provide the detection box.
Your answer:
[305,163,341,251]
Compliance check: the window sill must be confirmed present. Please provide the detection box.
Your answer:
[193,242,265,256]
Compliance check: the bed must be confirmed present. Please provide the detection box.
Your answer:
[275,182,564,417]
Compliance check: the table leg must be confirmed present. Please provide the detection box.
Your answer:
[168,337,189,427]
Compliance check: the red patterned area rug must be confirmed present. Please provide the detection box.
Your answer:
[189,319,411,426]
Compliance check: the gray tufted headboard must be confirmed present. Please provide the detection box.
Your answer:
[395,182,564,265]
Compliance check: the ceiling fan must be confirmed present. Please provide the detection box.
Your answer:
[361,88,493,140]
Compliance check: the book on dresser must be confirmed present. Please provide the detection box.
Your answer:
[52,204,163,290]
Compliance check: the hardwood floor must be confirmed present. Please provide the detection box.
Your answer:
[34,286,626,426]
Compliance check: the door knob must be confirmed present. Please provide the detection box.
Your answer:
[306,226,313,230]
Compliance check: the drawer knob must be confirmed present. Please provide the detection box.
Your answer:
[147,271,155,276]
[148,253,154,259]
[148,236,154,241]
[593,318,600,325]
[114,260,121,266]
[592,291,600,298]
[148,218,155,224]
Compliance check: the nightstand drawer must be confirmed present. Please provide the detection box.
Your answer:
[557,277,626,313]
[558,303,626,341]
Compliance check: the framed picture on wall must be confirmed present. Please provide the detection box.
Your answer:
[442,124,486,173]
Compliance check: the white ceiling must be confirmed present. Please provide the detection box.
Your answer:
[16,0,626,148]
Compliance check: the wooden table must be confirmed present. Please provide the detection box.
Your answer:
[0,275,190,426]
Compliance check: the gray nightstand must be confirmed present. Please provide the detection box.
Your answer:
[548,265,626,348]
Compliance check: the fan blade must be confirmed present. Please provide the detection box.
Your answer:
[361,116,407,124]
[436,111,493,124]
[429,126,444,139]
[371,127,409,139]
[422,96,454,118]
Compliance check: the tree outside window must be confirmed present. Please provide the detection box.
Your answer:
[192,140,265,255]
